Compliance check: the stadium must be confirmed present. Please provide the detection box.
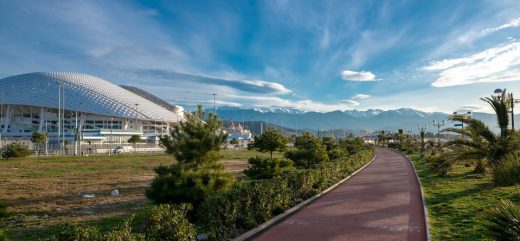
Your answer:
[0,72,185,154]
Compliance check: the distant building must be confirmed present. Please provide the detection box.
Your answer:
[0,72,184,151]
[225,120,252,141]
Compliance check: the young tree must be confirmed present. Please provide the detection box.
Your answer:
[322,137,347,160]
[148,106,233,208]
[160,105,227,170]
[31,131,47,157]
[128,135,141,144]
[285,132,329,168]
[250,129,288,161]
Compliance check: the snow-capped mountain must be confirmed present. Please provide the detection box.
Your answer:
[344,109,384,119]
[210,106,509,134]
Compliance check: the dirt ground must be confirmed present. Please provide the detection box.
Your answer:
[0,152,251,240]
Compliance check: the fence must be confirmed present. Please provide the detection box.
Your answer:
[0,140,165,156]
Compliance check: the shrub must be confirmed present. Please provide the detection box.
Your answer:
[1,142,31,159]
[0,230,8,241]
[146,166,234,210]
[200,149,374,240]
[47,216,144,241]
[285,132,329,169]
[483,199,520,241]
[244,156,293,179]
[0,201,6,218]
[425,154,452,176]
[340,137,367,155]
[145,204,196,241]
[321,137,347,160]
[104,216,144,241]
[47,223,102,241]
[387,142,400,149]
[493,151,520,186]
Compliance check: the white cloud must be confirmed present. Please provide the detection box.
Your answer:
[134,69,292,95]
[211,95,360,112]
[341,70,377,81]
[341,99,360,106]
[483,17,520,33]
[424,42,520,87]
[352,93,370,99]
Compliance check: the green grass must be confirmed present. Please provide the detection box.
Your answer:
[0,150,265,241]
[410,154,520,241]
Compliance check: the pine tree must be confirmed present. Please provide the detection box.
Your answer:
[160,105,227,170]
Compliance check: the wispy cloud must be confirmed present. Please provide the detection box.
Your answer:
[202,95,361,112]
[457,105,484,112]
[352,93,370,99]
[135,69,292,95]
[483,17,520,34]
[341,70,377,81]
[424,42,520,87]
[341,99,360,106]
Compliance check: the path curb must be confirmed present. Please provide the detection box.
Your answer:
[398,152,432,241]
[232,152,378,241]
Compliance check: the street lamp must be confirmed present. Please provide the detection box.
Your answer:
[56,81,65,155]
[493,88,520,130]
[0,92,3,148]
[212,93,217,116]
[452,111,471,139]
[432,120,445,145]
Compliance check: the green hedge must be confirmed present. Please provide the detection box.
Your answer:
[199,149,375,240]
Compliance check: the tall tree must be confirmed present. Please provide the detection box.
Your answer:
[250,129,288,161]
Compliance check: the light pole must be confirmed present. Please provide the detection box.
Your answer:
[212,93,217,116]
[432,120,445,146]
[0,92,3,148]
[452,111,471,139]
[56,81,63,155]
[79,102,84,155]
[493,88,520,130]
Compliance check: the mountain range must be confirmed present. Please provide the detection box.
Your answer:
[206,106,515,134]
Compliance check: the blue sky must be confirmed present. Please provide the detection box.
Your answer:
[1,0,520,113]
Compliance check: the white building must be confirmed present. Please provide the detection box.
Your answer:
[0,72,184,153]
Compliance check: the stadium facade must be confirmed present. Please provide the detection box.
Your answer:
[0,72,184,153]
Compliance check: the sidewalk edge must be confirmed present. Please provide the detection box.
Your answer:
[232,151,378,241]
[398,152,432,241]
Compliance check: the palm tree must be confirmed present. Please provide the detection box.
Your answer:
[444,90,519,173]
[377,130,387,147]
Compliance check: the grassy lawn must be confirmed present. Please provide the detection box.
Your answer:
[410,154,520,241]
[0,149,270,240]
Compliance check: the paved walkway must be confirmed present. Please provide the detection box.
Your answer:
[253,149,427,241]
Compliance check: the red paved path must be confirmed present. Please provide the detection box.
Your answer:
[253,149,427,241]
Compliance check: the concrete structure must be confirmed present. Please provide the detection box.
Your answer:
[0,72,184,154]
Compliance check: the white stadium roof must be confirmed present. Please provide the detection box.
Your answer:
[0,72,181,122]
